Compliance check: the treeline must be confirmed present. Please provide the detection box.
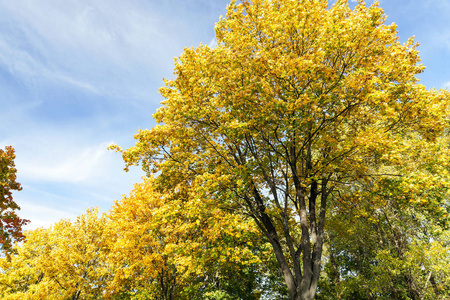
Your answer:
[0,178,287,299]
[2,0,450,299]
[1,176,449,299]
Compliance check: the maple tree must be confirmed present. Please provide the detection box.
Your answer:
[0,146,29,254]
[113,0,450,299]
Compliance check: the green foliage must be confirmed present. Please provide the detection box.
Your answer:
[318,173,450,299]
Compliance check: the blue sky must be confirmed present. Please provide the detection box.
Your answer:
[1,0,449,229]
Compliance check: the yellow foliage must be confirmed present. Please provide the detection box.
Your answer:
[0,208,111,299]
[105,177,263,298]
[114,0,450,298]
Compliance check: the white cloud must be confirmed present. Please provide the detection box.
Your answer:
[1,120,144,189]
[7,129,144,229]
[0,0,181,101]
[1,0,160,64]
[19,142,110,183]
[444,81,450,90]
[0,38,100,95]
[0,0,226,231]
[20,201,81,230]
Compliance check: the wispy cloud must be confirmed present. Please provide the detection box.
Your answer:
[0,0,227,231]
[2,120,144,228]
[0,0,184,102]
[19,142,110,184]
[0,37,100,96]
[3,122,144,187]
[20,200,84,229]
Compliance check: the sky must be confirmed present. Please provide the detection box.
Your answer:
[1,0,449,230]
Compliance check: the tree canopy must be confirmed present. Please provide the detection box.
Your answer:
[113,0,450,299]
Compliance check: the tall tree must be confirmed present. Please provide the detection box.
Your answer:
[113,0,449,299]
[0,146,29,254]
